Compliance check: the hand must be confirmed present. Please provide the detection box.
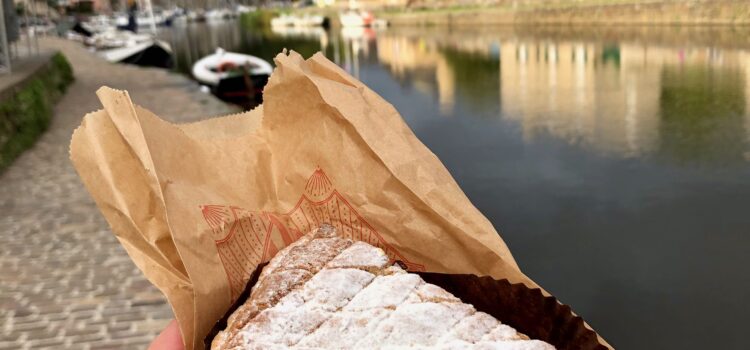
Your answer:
[148,319,185,350]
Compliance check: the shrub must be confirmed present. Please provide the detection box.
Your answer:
[0,52,74,172]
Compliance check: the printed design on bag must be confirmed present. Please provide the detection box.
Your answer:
[200,168,425,299]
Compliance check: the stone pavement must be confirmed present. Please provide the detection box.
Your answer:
[0,37,238,349]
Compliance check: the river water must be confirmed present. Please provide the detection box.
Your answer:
[161,21,750,348]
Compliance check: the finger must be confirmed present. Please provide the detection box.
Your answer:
[148,319,184,350]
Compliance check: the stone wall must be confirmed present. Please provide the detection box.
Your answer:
[381,0,750,25]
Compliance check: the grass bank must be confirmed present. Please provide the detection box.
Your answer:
[0,53,74,172]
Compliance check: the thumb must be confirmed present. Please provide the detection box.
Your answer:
[148,319,184,350]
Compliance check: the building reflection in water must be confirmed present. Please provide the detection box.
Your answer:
[373,32,750,162]
[500,41,750,160]
[164,24,750,163]
[499,41,662,157]
[270,26,330,53]
[376,34,456,115]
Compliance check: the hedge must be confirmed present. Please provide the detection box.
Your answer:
[0,52,74,172]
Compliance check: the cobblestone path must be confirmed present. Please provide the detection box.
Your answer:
[0,37,238,349]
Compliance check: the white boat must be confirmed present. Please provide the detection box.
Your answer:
[298,15,327,27]
[270,14,296,27]
[271,14,328,28]
[271,25,327,39]
[339,10,386,27]
[85,29,152,50]
[84,15,113,33]
[236,5,255,14]
[99,39,173,68]
[339,11,370,27]
[113,14,129,27]
[205,9,227,22]
[136,13,165,28]
[187,10,206,22]
[192,48,272,86]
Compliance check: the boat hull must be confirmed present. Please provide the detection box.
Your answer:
[214,74,270,103]
[101,40,174,69]
[119,44,174,68]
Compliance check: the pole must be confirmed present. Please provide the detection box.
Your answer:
[145,0,157,34]
[45,0,50,37]
[24,0,31,57]
[0,0,11,73]
[31,0,38,54]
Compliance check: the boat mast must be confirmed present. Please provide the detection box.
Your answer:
[144,0,157,34]
[0,0,10,73]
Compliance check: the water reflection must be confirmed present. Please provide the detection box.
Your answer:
[378,34,464,115]
[270,25,329,51]
[373,31,750,163]
[500,41,661,158]
[500,41,750,162]
[163,23,750,164]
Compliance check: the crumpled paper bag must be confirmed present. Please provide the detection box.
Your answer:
[70,51,599,349]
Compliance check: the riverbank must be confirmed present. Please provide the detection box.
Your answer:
[272,0,750,26]
[0,37,236,349]
[380,0,750,26]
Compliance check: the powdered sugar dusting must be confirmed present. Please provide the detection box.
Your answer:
[237,290,329,346]
[442,312,501,343]
[482,324,528,341]
[214,224,555,350]
[327,241,390,270]
[300,268,375,311]
[343,272,421,311]
[297,308,392,348]
[373,302,474,347]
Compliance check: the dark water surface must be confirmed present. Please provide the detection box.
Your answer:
[161,22,750,348]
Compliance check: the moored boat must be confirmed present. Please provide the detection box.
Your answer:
[236,5,255,14]
[136,12,166,28]
[339,10,386,27]
[83,15,114,34]
[271,14,329,28]
[85,28,152,50]
[205,9,228,22]
[99,39,173,68]
[187,10,206,22]
[192,48,273,102]
[300,15,328,27]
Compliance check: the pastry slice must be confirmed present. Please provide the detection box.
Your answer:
[211,224,555,350]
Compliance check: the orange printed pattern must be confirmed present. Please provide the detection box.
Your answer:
[201,168,425,300]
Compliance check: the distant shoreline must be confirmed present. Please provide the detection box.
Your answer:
[377,1,750,26]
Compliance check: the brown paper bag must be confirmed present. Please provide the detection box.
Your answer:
[70,51,606,349]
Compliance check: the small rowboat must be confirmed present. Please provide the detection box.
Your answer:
[192,48,272,86]
[192,48,273,103]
